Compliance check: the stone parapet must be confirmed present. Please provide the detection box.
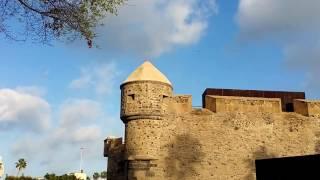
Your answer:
[294,99,320,117]
[104,137,124,157]
[205,95,282,113]
[169,95,192,114]
[104,137,126,180]
[120,81,173,122]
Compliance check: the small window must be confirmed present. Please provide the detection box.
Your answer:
[162,95,169,104]
[128,94,135,100]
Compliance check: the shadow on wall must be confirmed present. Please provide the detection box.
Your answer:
[164,133,205,179]
[244,146,277,180]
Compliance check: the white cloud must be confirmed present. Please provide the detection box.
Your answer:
[69,62,119,95]
[10,98,105,175]
[236,0,320,96]
[15,86,47,97]
[67,125,102,144]
[96,0,217,57]
[59,99,102,128]
[237,0,320,39]
[284,42,320,93]
[0,88,51,132]
[55,98,103,145]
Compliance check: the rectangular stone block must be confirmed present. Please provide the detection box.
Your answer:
[170,95,192,114]
[205,95,282,113]
[104,137,123,157]
[294,99,320,116]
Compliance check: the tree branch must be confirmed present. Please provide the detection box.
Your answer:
[16,0,57,19]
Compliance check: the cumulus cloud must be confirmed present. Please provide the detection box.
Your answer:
[54,98,103,145]
[0,88,51,132]
[59,99,102,127]
[66,125,102,144]
[284,42,320,93]
[96,0,218,57]
[236,0,320,39]
[69,62,119,95]
[236,0,320,96]
[11,98,105,174]
[15,86,47,97]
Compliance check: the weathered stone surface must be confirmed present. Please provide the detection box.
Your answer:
[104,137,126,180]
[294,99,320,117]
[120,81,173,122]
[169,95,192,114]
[105,61,320,180]
[205,95,282,113]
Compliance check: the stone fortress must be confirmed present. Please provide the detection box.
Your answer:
[104,61,320,180]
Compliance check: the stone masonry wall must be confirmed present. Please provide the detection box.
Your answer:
[169,95,192,114]
[120,81,172,121]
[104,138,126,180]
[205,95,282,113]
[154,109,320,180]
[294,99,320,117]
[108,92,320,180]
[114,78,320,180]
[125,119,162,160]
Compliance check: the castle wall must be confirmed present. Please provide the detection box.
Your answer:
[169,95,192,114]
[109,92,320,180]
[294,99,320,117]
[108,61,320,180]
[202,88,305,112]
[154,110,320,180]
[205,95,282,113]
[125,119,162,159]
[104,138,126,180]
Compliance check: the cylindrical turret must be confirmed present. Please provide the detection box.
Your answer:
[120,61,172,179]
[120,80,172,122]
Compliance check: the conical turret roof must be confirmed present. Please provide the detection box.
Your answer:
[122,61,172,86]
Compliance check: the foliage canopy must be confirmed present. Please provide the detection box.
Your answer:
[15,159,27,176]
[44,173,78,180]
[0,0,125,47]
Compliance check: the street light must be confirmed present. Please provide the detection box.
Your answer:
[80,147,85,173]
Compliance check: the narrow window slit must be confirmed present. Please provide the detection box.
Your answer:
[128,94,135,100]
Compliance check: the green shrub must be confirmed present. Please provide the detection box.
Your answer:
[44,173,77,180]
[5,176,36,180]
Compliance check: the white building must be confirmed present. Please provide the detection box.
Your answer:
[69,172,87,180]
[0,156,4,179]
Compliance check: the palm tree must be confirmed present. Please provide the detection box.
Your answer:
[92,172,100,180]
[15,158,27,176]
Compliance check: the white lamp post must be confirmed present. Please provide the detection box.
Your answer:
[80,147,85,173]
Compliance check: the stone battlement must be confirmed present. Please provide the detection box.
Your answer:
[105,61,320,180]
[204,95,282,113]
[202,88,305,112]
[202,94,320,116]
[294,99,320,117]
[104,137,124,158]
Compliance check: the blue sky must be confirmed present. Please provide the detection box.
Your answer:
[1,0,320,177]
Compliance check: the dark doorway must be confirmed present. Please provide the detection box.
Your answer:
[255,154,320,180]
